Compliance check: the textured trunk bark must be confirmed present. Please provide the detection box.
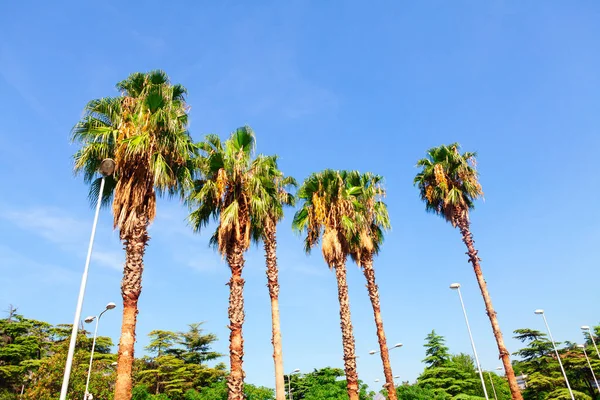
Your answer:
[361,254,397,400]
[456,215,523,400]
[264,224,286,400]
[333,258,360,400]
[114,215,149,400]
[226,242,246,400]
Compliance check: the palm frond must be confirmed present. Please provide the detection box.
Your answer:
[72,71,195,235]
[414,143,483,226]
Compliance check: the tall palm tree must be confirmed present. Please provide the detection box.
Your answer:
[292,170,361,400]
[346,172,397,400]
[250,157,296,400]
[188,127,272,400]
[72,70,197,400]
[414,143,523,400]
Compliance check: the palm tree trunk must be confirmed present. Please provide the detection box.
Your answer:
[456,216,523,400]
[114,215,149,400]
[361,254,397,400]
[264,224,286,400]
[333,258,360,400]
[226,241,246,400]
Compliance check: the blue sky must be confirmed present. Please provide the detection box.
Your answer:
[1,0,599,391]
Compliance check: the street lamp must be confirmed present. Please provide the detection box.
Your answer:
[581,326,600,360]
[535,309,574,400]
[577,344,600,394]
[450,283,489,400]
[487,367,502,400]
[287,368,300,400]
[83,302,116,400]
[59,159,115,400]
[369,342,402,391]
[369,343,403,355]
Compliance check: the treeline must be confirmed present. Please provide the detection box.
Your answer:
[389,326,600,400]
[0,308,270,400]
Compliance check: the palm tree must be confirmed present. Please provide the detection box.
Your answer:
[292,169,361,400]
[414,143,523,400]
[72,70,197,400]
[346,172,397,400]
[188,127,272,400]
[251,157,296,400]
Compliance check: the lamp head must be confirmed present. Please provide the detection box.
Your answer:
[99,159,116,177]
[293,369,300,373]
[106,302,116,310]
[449,283,460,289]
[534,309,544,315]
[84,316,96,323]
[394,343,403,348]
[581,326,590,331]
[374,379,380,382]
[369,350,376,355]
[577,344,585,349]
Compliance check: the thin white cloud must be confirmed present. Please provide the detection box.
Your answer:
[2,207,86,245]
[0,245,76,286]
[187,257,226,275]
[285,261,328,277]
[0,205,120,272]
[92,250,123,272]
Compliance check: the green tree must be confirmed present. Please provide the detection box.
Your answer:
[0,312,52,395]
[188,127,274,400]
[422,330,450,368]
[147,331,180,358]
[287,367,372,400]
[190,382,274,400]
[175,323,222,365]
[414,144,522,400]
[451,353,477,375]
[137,326,226,397]
[395,384,448,400]
[512,328,600,400]
[138,355,193,398]
[24,332,116,400]
[346,172,396,400]
[72,70,197,400]
[293,170,363,400]
[251,155,296,400]
[417,331,480,398]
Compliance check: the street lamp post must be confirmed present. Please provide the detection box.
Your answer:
[535,310,574,400]
[287,368,300,400]
[369,342,403,355]
[577,344,600,394]
[487,368,502,400]
[450,283,489,400]
[369,343,403,392]
[581,326,600,360]
[83,302,116,400]
[59,159,115,400]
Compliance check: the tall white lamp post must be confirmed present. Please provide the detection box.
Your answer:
[83,302,116,400]
[369,342,402,392]
[287,368,300,400]
[577,344,600,394]
[535,309,574,400]
[581,326,600,360]
[487,367,502,400]
[59,159,115,400]
[450,283,489,400]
